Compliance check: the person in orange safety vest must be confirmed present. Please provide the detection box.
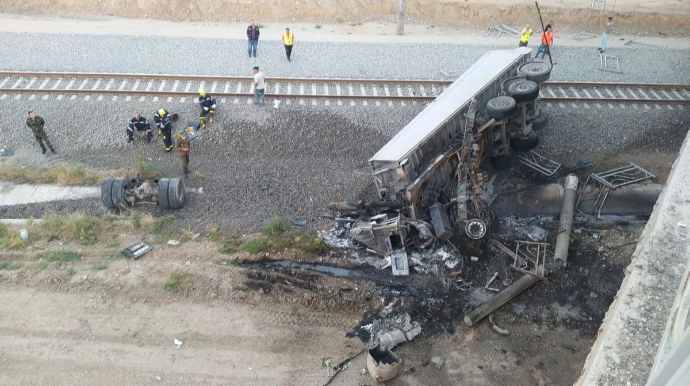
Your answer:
[535,26,553,59]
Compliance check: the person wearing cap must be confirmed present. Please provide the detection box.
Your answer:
[599,16,613,53]
[198,90,216,128]
[281,28,294,61]
[127,113,153,143]
[154,109,174,152]
[25,111,56,154]
[175,131,191,177]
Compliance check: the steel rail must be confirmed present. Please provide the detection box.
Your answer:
[0,70,453,85]
[539,97,690,104]
[0,88,437,100]
[542,81,690,90]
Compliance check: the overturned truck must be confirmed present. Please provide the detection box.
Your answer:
[330,48,551,267]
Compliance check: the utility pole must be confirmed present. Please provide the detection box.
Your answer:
[397,0,407,35]
[535,1,554,66]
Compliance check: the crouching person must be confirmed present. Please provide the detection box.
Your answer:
[127,113,153,143]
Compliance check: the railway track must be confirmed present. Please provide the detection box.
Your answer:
[0,71,688,108]
[0,71,449,106]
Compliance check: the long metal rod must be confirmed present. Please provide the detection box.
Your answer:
[542,81,690,89]
[464,266,544,326]
[554,174,578,268]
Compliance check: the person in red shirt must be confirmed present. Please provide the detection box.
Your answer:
[535,26,553,59]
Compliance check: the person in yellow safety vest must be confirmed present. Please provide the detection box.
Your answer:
[281,28,294,61]
[519,24,532,47]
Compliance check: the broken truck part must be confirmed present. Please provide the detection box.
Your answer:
[100,177,186,209]
[367,346,402,382]
[330,48,551,263]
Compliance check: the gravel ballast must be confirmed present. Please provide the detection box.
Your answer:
[0,32,689,83]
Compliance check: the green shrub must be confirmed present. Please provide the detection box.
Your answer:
[261,216,285,236]
[0,261,23,270]
[220,243,237,254]
[90,263,108,271]
[245,238,270,254]
[315,24,322,29]
[150,214,175,232]
[163,269,192,293]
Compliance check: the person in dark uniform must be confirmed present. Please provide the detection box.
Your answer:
[175,131,191,177]
[198,91,216,128]
[154,109,174,152]
[25,111,56,154]
[127,113,153,143]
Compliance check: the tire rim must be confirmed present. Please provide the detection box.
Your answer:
[493,97,512,108]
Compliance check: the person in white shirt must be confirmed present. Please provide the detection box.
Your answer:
[252,66,266,106]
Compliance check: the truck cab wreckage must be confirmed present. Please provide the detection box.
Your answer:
[329,48,555,275]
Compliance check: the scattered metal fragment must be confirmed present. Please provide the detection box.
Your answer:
[489,314,510,336]
[0,147,13,156]
[570,31,596,40]
[323,349,366,386]
[258,183,268,190]
[294,219,308,226]
[465,218,487,240]
[599,53,623,74]
[485,272,499,290]
[577,164,654,218]
[367,346,401,382]
[624,40,664,48]
[517,150,562,177]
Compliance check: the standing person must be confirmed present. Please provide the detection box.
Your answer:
[154,109,174,152]
[247,20,260,58]
[545,20,555,47]
[519,24,532,47]
[599,17,613,53]
[535,26,553,59]
[175,131,191,177]
[252,66,266,106]
[127,113,153,143]
[197,90,216,128]
[25,111,56,154]
[282,28,294,61]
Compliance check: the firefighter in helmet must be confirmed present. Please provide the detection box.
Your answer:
[154,109,174,152]
[198,90,216,128]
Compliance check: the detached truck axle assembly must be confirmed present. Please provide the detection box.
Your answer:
[100,177,186,209]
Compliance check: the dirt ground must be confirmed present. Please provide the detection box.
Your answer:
[0,217,643,385]
[1,0,688,35]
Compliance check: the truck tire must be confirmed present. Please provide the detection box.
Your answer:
[528,110,549,130]
[101,178,115,209]
[490,151,517,171]
[506,80,540,103]
[167,178,186,209]
[158,178,171,208]
[486,96,518,120]
[510,131,539,151]
[517,62,551,83]
[111,178,128,207]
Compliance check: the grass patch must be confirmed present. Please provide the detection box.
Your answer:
[130,210,142,229]
[336,17,344,23]
[220,243,238,254]
[133,155,161,179]
[261,216,285,236]
[149,214,175,232]
[105,241,119,248]
[163,268,192,293]
[315,24,322,29]
[245,238,270,254]
[1,232,26,250]
[0,261,23,270]
[33,261,48,272]
[295,234,326,254]
[0,162,101,185]
[350,21,362,26]
[207,224,223,242]
[41,213,104,245]
[44,250,81,262]
[67,267,76,276]
[256,22,266,28]
[90,263,108,271]
[290,302,302,314]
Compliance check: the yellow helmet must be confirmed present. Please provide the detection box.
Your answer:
[158,109,166,116]
[199,90,206,96]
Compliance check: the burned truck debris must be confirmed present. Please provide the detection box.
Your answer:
[101,177,186,209]
[328,48,552,273]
